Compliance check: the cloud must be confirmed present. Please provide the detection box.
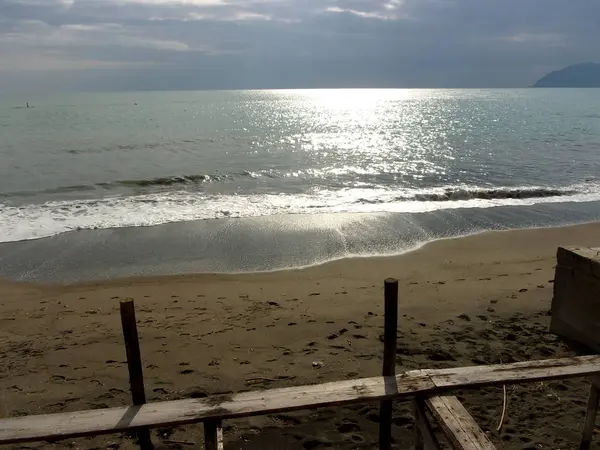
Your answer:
[0,0,599,90]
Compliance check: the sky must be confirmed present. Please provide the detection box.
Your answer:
[0,0,599,92]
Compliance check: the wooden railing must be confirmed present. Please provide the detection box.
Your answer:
[0,279,599,450]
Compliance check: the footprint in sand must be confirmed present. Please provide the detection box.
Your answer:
[153,387,168,395]
[337,422,360,433]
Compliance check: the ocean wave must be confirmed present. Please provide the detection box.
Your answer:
[411,187,574,202]
[356,186,576,204]
[1,184,599,243]
[115,174,225,187]
[2,171,579,200]
[0,172,250,197]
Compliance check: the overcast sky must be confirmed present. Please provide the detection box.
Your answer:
[0,0,599,92]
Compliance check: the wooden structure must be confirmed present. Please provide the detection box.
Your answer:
[0,280,599,450]
[551,246,600,353]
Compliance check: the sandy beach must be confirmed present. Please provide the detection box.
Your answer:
[2,222,600,449]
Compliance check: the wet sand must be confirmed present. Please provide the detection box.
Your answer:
[2,222,600,449]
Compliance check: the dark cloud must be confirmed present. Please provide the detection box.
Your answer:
[0,0,599,91]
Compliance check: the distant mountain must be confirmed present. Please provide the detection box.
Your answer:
[533,63,600,87]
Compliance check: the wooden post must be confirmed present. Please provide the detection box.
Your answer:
[413,400,425,450]
[379,278,399,450]
[120,299,154,450]
[204,419,224,450]
[580,377,600,450]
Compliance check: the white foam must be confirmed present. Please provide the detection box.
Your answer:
[2,184,600,243]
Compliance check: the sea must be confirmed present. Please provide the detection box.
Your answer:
[2,88,600,282]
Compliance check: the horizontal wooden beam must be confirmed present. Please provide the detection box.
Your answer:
[1,356,599,445]
[426,396,496,450]
[0,370,434,445]
[425,356,600,389]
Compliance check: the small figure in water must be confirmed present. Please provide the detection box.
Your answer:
[26,102,29,108]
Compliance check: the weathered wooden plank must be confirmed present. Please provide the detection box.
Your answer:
[427,355,600,389]
[426,396,496,450]
[204,420,223,450]
[413,399,441,450]
[579,377,600,450]
[0,371,434,445]
[1,356,600,445]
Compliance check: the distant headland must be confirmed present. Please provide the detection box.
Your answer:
[533,63,600,87]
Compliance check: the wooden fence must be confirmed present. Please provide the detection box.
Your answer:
[0,279,599,450]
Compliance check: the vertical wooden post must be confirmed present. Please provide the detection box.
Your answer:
[379,278,398,450]
[204,419,224,450]
[579,377,599,450]
[413,400,425,450]
[120,298,154,450]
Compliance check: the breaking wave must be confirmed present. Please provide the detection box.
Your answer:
[409,187,575,202]
[1,183,599,243]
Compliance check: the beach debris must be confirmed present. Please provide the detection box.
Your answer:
[497,384,508,431]
[312,361,324,368]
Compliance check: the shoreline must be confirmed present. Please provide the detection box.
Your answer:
[3,220,599,289]
[3,199,600,284]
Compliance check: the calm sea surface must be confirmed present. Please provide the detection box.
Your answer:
[1,88,600,244]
